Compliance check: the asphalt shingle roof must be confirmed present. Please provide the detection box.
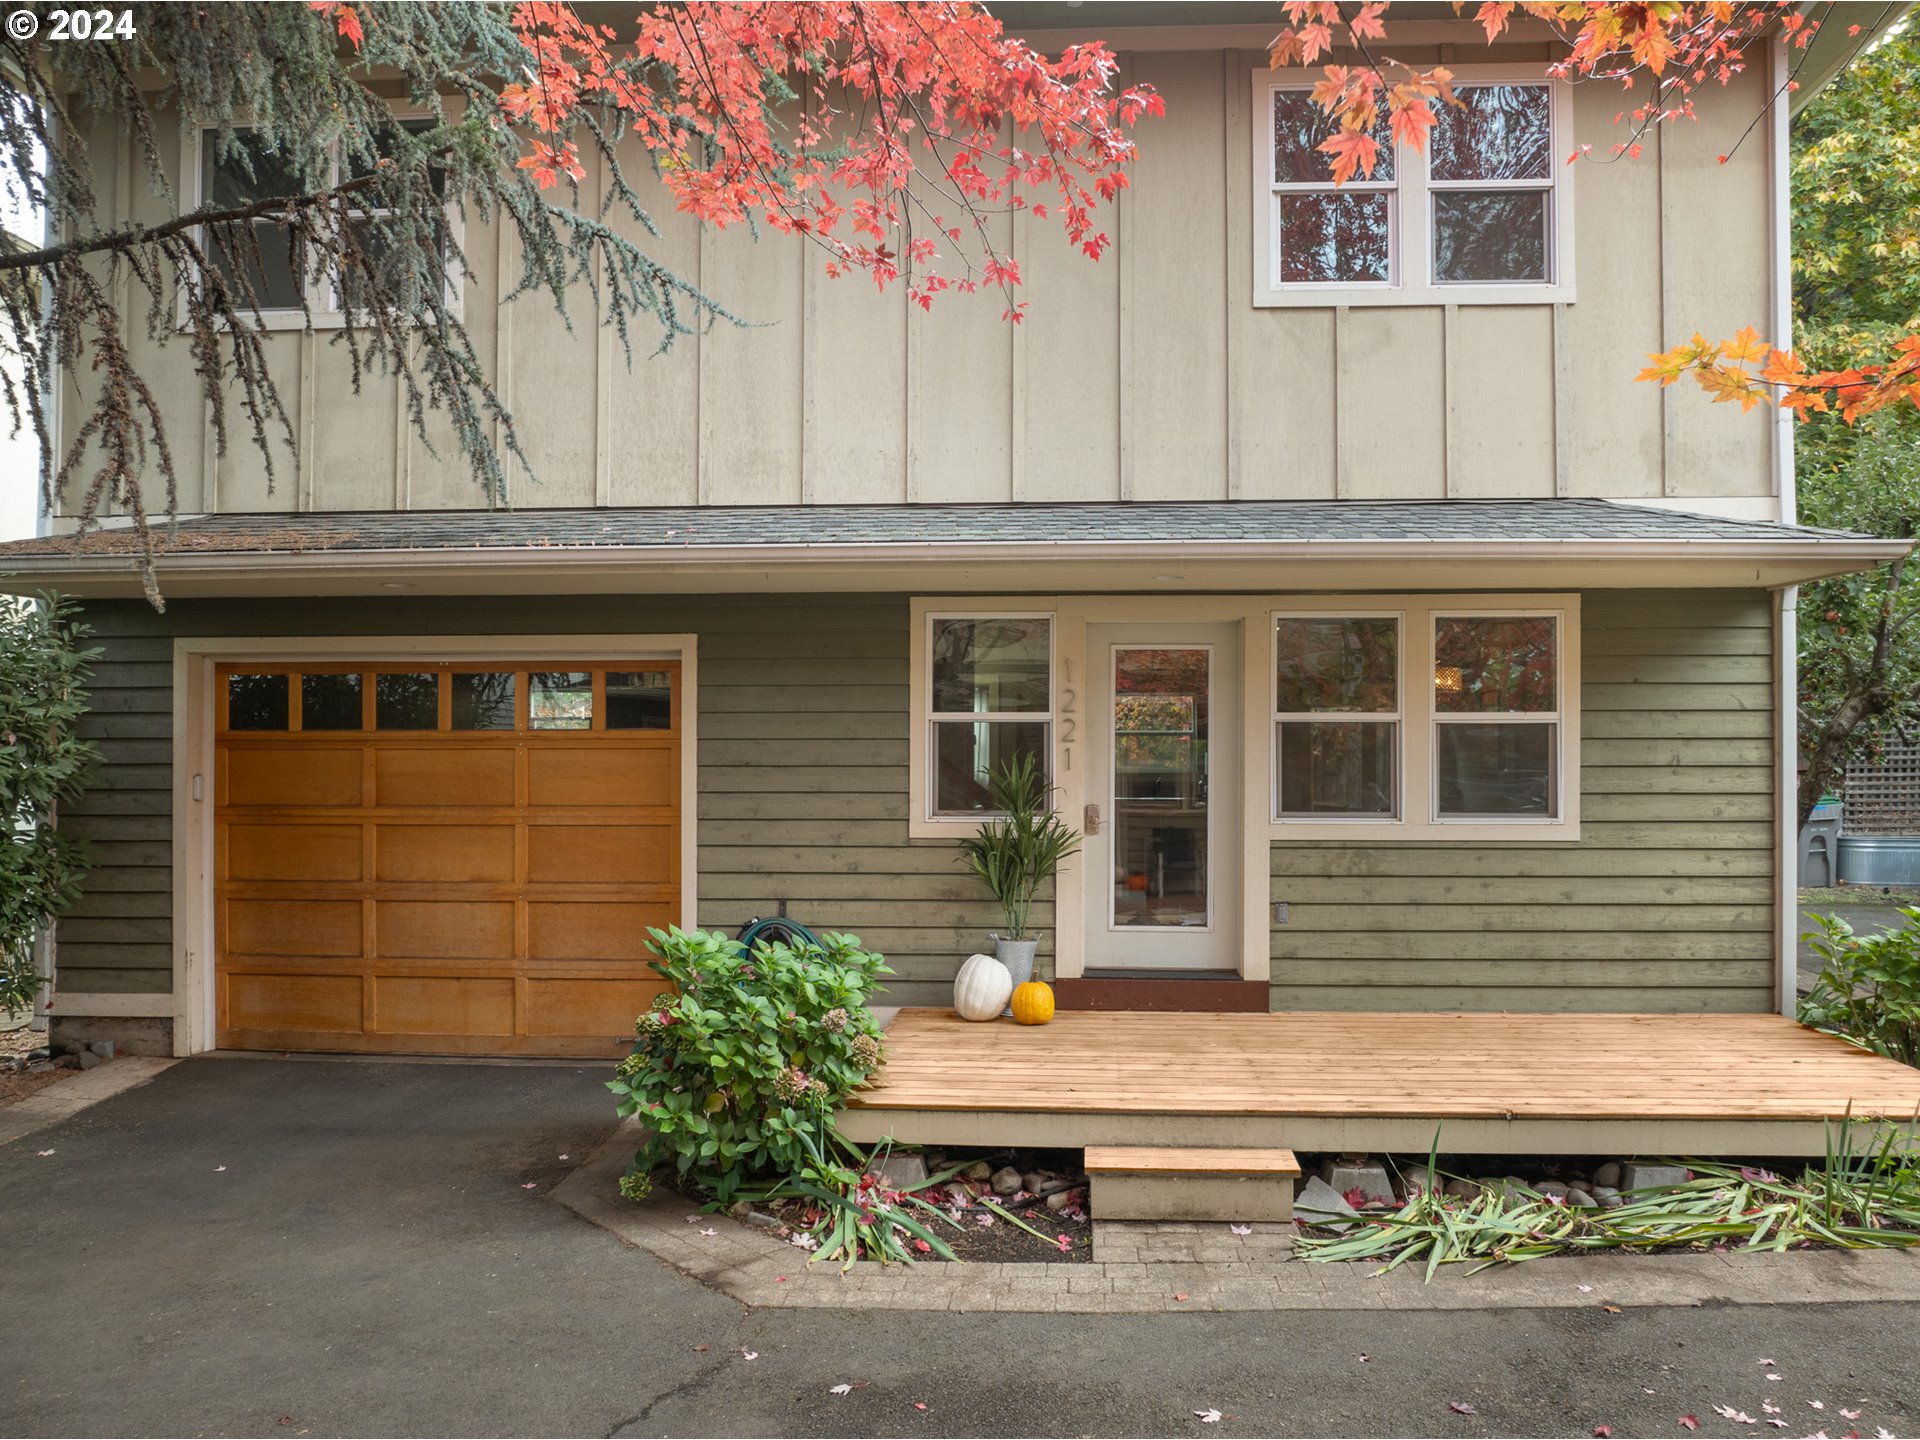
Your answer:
[0,499,1874,559]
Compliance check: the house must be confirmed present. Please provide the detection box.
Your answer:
[2,3,1915,1148]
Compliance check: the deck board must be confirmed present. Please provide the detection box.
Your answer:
[848,1009,1920,1124]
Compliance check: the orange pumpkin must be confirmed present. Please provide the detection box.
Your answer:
[1010,980,1055,1026]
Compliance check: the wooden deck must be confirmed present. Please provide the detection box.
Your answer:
[838,1009,1920,1157]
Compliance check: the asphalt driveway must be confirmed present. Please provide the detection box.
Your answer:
[6,1057,1920,1438]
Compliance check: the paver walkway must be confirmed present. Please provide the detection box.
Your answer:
[557,1124,1920,1314]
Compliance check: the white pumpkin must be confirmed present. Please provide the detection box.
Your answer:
[952,952,1013,1021]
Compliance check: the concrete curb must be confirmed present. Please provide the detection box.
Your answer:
[0,1057,179,1147]
[550,1127,1920,1314]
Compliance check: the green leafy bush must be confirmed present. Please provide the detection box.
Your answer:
[1800,907,1920,1068]
[2,596,99,1014]
[607,926,892,1205]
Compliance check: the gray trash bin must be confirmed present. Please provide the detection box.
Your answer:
[1799,799,1843,886]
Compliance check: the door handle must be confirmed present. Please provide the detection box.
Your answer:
[1083,803,1101,836]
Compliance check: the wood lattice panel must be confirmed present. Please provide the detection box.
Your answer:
[1845,744,1920,836]
[214,661,680,1056]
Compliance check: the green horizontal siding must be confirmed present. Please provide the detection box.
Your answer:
[58,593,1014,1009]
[64,586,1776,1016]
[1270,589,1778,1013]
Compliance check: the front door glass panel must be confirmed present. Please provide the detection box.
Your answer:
[1111,647,1210,930]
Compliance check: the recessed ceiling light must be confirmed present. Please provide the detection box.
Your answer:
[1153,574,1185,582]
[379,581,414,590]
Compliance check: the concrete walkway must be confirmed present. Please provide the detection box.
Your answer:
[7,1055,1920,1438]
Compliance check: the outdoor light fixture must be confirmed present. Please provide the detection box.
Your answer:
[1434,665,1463,693]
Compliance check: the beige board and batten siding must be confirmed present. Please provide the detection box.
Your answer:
[1271,590,1777,1013]
[52,594,1036,1012]
[52,43,1773,522]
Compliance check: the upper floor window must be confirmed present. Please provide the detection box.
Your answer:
[191,117,458,329]
[1252,68,1574,307]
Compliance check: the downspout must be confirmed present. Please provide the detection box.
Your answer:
[1771,31,1801,1018]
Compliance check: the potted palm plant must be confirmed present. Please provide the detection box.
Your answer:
[956,754,1082,994]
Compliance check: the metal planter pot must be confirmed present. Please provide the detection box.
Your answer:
[993,936,1039,991]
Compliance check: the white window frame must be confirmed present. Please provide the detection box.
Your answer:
[1252,64,1576,307]
[910,606,1056,836]
[1430,609,1566,827]
[1269,594,1579,841]
[180,104,465,332]
[1272,610,1404,824]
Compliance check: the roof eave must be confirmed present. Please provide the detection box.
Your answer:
[0,534,1906,601]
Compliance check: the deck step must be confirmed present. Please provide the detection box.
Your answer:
[1084,1146,1301,1223]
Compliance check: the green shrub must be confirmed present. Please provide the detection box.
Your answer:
[607,926,892,1205]
[1800,906,1920,1068]
[2,596,99,1014]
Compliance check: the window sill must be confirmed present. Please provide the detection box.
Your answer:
[1269,819,1580,843]
[1254,283,1577,309]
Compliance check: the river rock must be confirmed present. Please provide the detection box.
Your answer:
[1534,1179,1571,1201]
[990,1166,1023,1196]
[1592,1161,1623,1189]
[961,1161,992,1182]
[1566,1187,1599,1208]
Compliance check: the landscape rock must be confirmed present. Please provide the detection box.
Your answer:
[1045,1189,1079,1213]
[1566,1187,1599,1208]
[87,1040,116,1060]
[1399,1163,1438,1198]
[1592,1185,1623,1209]
[1619,1162,1689,1192]
[961,1161,992,1182]
[1317,1154,1395,1206]
[61,1041,87,1058]
[1534,1180,1571,1201]
[1592,1161,1623,1189]
[76,1050,103,1070]
[1443,1177,1481,1200]
[726,1200,754,1221]
[875,1153,929,1189]
[1295,1175,1361,1227]
[990,1166,1023,1196]
[1022,1170,1054,1194]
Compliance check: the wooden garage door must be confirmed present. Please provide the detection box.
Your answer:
[215,661,681,1057]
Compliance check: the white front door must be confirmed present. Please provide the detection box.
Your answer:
[1081,623,1241,972]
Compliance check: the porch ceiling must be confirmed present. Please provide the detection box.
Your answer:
[0,499,1905,599]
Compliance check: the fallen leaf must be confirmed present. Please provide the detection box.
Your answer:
[1764,1403,1782,1415]
[685,1215,700,1224]
[692,1344,709,1354]
[914,1402,927,1411]
[1603,1305,1623,1314]
[1357,1354,1372,1363]
[1596,1427,1614,1437]
[277,1418,294,1427]
[1194,1410,1223,1424]
[1766,1374,1783,1382]
[521,1182,538,1190]
[1841,1411,1862,1422]
[35,1149,53,1157]
[829,1384,853,1396]
[1577,1284,1595,1293]
[741,1351,758,1361]
[1811,1403,1827,1412]
[1449,1402,1478,1415]
[1680,1417,1700,1432]
[1229,1224,1252,1236]
[214,1166,227,1173]
[1765,1422,1787,1430]
[1056,1234,1072,1253]
[698,1227,718,1236]
[1759,1359,1778,1367]
[1173,1292,1191,1302]
[558,1153,569,1160]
